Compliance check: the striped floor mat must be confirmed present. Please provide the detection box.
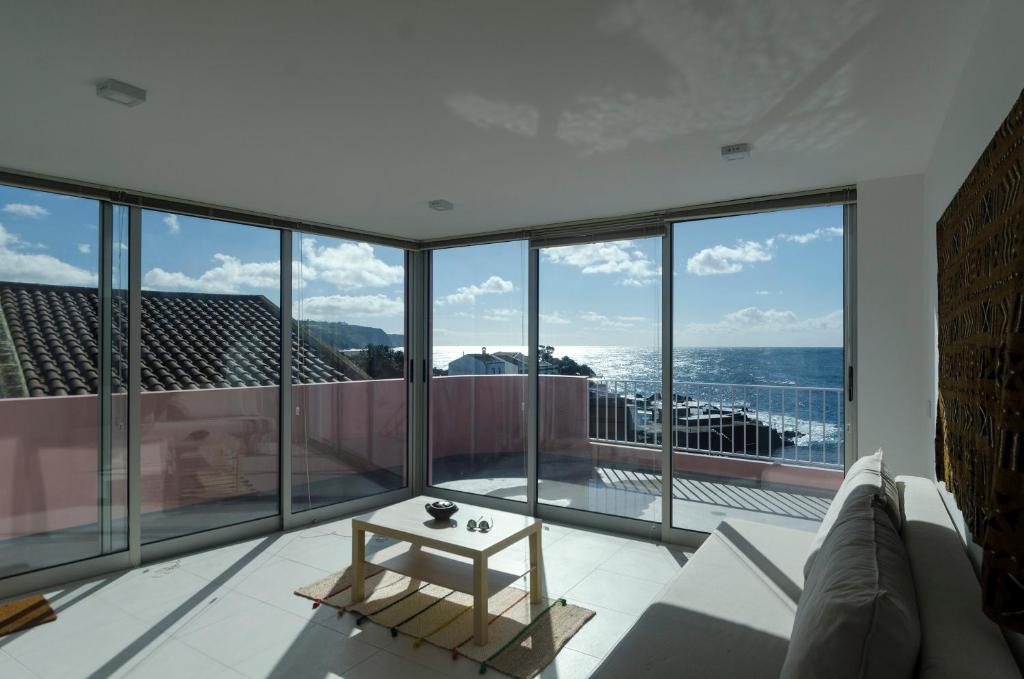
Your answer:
[295,566,595,678]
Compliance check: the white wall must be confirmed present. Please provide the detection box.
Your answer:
[855,173,932,477]
[853,0,1024,480]
[922,0,1024,477]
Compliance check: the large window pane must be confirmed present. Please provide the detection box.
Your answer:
[671,207,844,533]
[537,237,663,521]
[291,233,407,512]
[0,185,127,576]
[429,242,528,499]
[140,211,280,543]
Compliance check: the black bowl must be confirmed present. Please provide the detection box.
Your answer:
[425,500,458,522]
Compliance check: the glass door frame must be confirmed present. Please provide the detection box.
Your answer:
[0,165,855,600]
[423,190,857,549]
[0,174,416,600]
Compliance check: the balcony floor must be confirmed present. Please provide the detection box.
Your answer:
[0,511,690,679]
[434,459,834,534]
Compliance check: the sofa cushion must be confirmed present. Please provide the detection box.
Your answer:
[898,475,1021,679]
[592,519,813,679]
[781,493,920,679]
[805,449,900,578]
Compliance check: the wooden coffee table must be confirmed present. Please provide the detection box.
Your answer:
[350,496,543,645]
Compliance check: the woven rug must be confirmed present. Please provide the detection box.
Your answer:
[0,594,57,637]
[295,566,595,678]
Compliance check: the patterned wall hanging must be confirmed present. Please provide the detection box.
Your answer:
[936,88,1024,631]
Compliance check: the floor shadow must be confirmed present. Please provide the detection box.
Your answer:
[716,522,800,605]
[83,535,281,679]
[590,603,790,679]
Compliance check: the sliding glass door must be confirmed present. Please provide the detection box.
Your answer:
[138,211,281,543]
[536,237,663,522]
[670,206,845,533]
[428,241,528,501]
[0,185,128,577]
[291,232,407,512]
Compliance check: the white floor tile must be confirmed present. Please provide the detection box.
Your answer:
[563,600,638,659]
[111,636,246,679]
[565,569,666,616]
[95,561,220,626]
[174,534,286,585]
[274,531,354,573]
[598,545,688,584]
[536,646,602,679]
[233,624,379,679]
[340,650,450,679]
[174,597,310,667]
[0,652,40,679]
[545,532,626,565]
[230,556,331,613]
[0,511,676,679]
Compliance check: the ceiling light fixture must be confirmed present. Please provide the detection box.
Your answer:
[428,199,454,211]
[96,78,147,107]
[721,143,751,161]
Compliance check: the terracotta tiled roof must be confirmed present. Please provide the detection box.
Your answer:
[0,282,355,397]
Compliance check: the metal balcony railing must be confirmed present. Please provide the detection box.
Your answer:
[588,379,845,470]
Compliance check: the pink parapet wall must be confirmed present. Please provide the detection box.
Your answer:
[0,394,106,542]
[0,373,839,543]
[292,379,406,489]
[428,374,591,466]
[0,380,409,541]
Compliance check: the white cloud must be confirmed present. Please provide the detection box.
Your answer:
[754,290,771,296]
[778,226,843,244]
[540,312,571,325]
[683,306,843,345]
[447,93,540,137]
[580,311,637,328]
[542,240,660,285]
[439,275,514,305]
[0,224,96,286]
[298,238,403,289]
[686,226,842,277]
[144,254,280,293]
[686,240,772,275]
[481,307,522,322]
[78,243,91,254]
[299,294,404,320]
[2,203,49,219]
[164,214,181,235]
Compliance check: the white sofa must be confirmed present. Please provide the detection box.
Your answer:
[593,475,1022,678]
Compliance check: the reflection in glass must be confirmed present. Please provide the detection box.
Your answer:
[428,242,528,500]
[139,211,280,543]
[671,207,844,533]
[536,237,663,521]
[0,185,128,576]
[291,232,407,512]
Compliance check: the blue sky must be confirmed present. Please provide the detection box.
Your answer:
[1,184,842,346]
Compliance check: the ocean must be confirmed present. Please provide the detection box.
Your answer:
[434,345,846,464]
[433,345,843,388]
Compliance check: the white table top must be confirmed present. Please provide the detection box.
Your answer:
[351,495,541,558]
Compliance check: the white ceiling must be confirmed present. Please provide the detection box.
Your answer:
[0,1,985,241]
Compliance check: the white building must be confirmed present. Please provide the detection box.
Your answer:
[446,350,516,376]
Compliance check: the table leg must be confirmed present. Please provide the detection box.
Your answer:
[529,528,542,604]
[473,554,489,646]
[351,526,366,603]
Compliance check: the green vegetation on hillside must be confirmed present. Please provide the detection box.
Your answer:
[299,320,402,350]
[538,345,596,377]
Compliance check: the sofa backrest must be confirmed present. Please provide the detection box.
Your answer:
[898,475,1021,679]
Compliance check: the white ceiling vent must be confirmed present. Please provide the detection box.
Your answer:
[721,143,751,161]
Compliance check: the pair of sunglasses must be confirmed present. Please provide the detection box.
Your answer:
[466,517,492,532]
